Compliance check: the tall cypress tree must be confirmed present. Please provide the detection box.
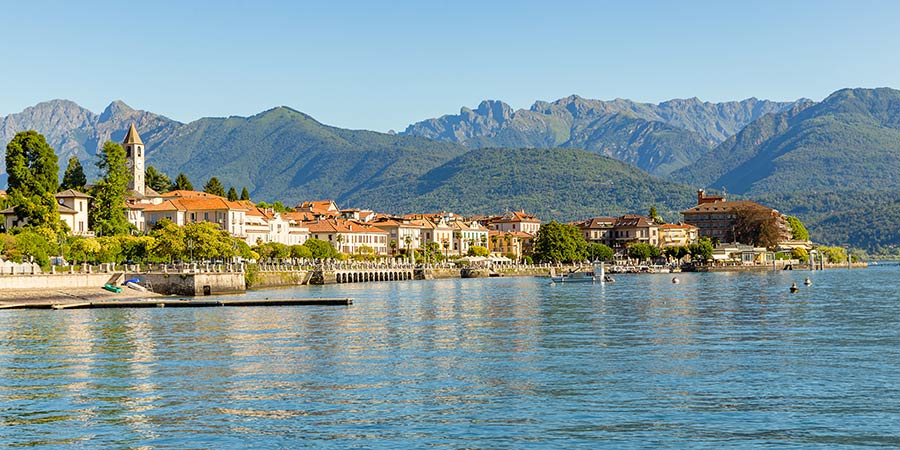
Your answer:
[227,186,238,201]
[145,165,171,194]
[240,187,250,201]
[171,173,193,191]
[204,177,226,197]
[89,141,132,236]
[60,156,87,192]
[5,131,60,230]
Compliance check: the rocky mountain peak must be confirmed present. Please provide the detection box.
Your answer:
[99,100,135,121]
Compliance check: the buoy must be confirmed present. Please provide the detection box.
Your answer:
[672,277,680,284]
[790,283,799,293]
[804,277,812,286]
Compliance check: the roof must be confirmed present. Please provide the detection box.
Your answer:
[614,214,656,228]
[55,189,92,199]
[491,210,541,223]
[307,218,386,234]
[577,217,617,229]
[162,190,225,200]
[122,123,143,146]
[659,223,698,230]
[142,197,250,213]
[372,218,428,230]
[296,200,340,216]
[1,205,76,215]
[682,200,775,214]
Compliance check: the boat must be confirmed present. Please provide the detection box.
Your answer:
[551,263,608,283]
[125,281,148,292]
[102,284,122,293]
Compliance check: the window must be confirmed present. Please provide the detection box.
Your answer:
[204,212,209,221]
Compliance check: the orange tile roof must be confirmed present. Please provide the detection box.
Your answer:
[141,197,250,213]
[491,210,541,223]
[162,190,225,200]
[659,223,698,230]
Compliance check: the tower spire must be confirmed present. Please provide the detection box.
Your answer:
[123,123,144,146]
[123,124,145,195]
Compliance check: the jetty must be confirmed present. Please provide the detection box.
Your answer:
[0,297,352,310]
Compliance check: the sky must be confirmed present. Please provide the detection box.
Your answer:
[1,0,899,132]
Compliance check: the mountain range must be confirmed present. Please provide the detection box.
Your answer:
[403,95,803,176]
[3,88,900,252]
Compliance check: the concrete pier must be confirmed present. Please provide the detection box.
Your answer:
[0,297,353,310]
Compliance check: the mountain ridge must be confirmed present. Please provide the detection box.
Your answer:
[402,94,803,176]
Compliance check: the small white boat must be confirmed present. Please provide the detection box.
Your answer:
[125,281,148,292]
[551,263,607,283]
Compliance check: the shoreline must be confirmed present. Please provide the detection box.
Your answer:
[0,287,163,306]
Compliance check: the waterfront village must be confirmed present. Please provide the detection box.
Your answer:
[0,125,829,279]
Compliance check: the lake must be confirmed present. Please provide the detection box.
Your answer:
[1,266,899,448]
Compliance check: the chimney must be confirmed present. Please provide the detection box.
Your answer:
[697,189,704,205]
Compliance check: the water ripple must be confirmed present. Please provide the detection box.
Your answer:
[0,268,899,448]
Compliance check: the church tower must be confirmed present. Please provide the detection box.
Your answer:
[123,123,145,195]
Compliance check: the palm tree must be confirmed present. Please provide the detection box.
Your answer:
[335,234,344,254]
[403,235,413,264]
[389,239,397,256]
[453,231,462,256]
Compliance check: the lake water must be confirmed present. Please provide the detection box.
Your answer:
[2,267,899,448]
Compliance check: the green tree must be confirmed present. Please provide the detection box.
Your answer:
[171,173,194,191]
[626,242,661,261]
[204,177,226,197]
[786,216,809,241]
[467,245,489,257]
[533,221,587,263]
[791,247,809,263]
[227,187,238,201]
[145,165,171,194]
[664,246,689,261]
[5,131,60,230]
[149,218,186,261]
[89,141,133,236]
[586,243,614,262]
[60,156,87,191]
[68,237,101,263]
[649,206,665,224]
[240,187,250,201]
[184,221,235,261]
[688,237,714,262]
[290,244,312,259]
[13,229,54,267]
[817,246,847,263]
[95,236,124,263]
[303,238,339,259]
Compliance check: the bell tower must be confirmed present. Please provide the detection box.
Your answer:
[123,123,145,195]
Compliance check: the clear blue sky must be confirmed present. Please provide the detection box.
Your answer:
[1,0,899,131]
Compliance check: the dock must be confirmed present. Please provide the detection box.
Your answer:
[0,297,353,310]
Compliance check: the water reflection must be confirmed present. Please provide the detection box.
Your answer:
[0,268,899,447]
